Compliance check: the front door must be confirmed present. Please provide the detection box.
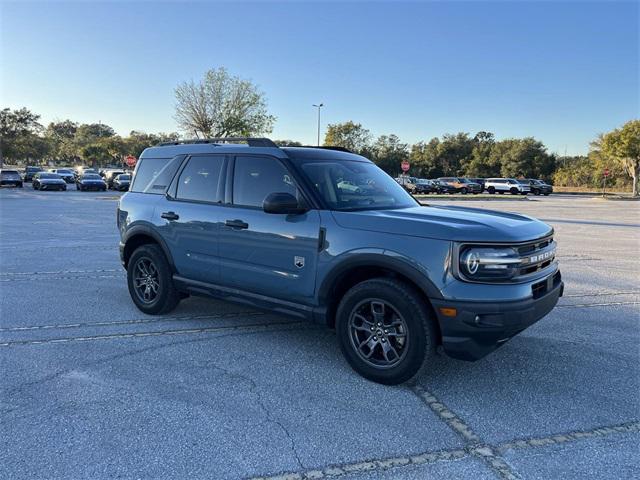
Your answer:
[217,155,321,304]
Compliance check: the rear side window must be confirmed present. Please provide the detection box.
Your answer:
[232,156,298,208]
[130,157,182,194]
[176,155,224,203]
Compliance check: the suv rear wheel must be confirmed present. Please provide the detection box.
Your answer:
[487,186,495,194]
[127,244,180,314]
[336,278,437,385]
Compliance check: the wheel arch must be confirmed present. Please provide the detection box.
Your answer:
[318,253,443,338]
[122,225,176,272]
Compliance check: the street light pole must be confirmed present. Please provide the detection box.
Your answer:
[312,103,323,146]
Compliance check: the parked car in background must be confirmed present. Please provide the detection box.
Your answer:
[103,170,125,188]
[395,176,416,193]
[413,178,436,194]
[32,172,67,191]
[466,178,486,192]
[49,168,75,183]
[76,173,107,191]
[23,166,43,182]
[431,179,458,194]
[526,179,553,196]
[437,177,482,194]
[112,173,131,191]
[485,178,530,195]
[1,169,24,188]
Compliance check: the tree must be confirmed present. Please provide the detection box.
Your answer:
[274,139,303,146]
[464,131,499,177]
[0,107,45,163]
[489,137,555,179]
[371,134,409,174]
[174,67,275,138]
[600,120,640,196]
[323,121,371,153]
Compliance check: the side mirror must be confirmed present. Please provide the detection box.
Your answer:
[263,192,307,215]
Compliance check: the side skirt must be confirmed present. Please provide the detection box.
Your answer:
[173,275,327,323]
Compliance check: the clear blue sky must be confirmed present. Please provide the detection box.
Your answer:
[2,1,638,155]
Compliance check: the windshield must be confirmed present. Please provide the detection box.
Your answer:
[300,160,417,211]
[517,180,530,185]
[39,173,59,179]
[83,174,101,179]
[118,174,131,180]
[415,179,430,184]
[57,169,72,174]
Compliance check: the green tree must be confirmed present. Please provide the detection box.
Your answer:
[174,67,276,137]
[490,137,555,179]
[0,107,46,163]
[324,121,371,153]
[370,134,409,174]
[464,131,499,177]
[409,138,441,178]
[274,139,303,146]
[600,120,640,196]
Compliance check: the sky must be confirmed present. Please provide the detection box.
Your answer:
[1,0,638,155]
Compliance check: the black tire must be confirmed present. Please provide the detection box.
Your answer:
[18,183,23,188]
[127,244,180,315]
[534,190,540,196]
[335,278,437,385]
[461,187,468,194]
[487,186,495,194]
[510,187,519,195]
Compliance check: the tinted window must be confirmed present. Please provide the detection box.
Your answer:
[233,156,297,208]
[300,160,416,211]
[176,156,224,203]
[131,157,183,194]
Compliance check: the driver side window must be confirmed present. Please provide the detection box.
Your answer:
[232,156,298,208]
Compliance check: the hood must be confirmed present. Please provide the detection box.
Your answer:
[82,179,105,183]
[331,205,552,243]
[40,178,65,184]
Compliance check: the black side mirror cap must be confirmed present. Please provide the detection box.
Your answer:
[263,192,307,215]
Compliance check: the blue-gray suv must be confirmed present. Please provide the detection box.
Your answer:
[118,138,563,384]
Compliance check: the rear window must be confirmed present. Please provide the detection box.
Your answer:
[130,157,183,194]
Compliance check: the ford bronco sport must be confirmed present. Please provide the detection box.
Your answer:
[118,138,563,385]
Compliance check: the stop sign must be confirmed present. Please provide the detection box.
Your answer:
[604,168,610,177]
[401,161,410,172]
[125,155,137,168]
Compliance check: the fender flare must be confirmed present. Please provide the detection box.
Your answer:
[317,250,443,306]
[122,223,176,271]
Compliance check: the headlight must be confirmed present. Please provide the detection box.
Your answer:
[459,246,521,281]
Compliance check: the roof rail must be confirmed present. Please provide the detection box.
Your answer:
[296,145,353,153]
[157,137,278,148]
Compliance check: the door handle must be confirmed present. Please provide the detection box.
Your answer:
[225,219,249,229]
[161,211,179,221]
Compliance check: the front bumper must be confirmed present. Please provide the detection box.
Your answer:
[431,272,564,361]
[1,180,22,186]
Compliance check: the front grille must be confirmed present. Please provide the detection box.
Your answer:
[514,236,556,278]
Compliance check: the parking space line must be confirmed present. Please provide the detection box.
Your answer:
[557,301,640,309]
[0,320,308,347]
[410,385,520,479]
[0,273,124,282]
[0,311,265,332]
[248,415,640,480]
[0,268,121,276]
[496,421,640,453]
[563,291,640,298]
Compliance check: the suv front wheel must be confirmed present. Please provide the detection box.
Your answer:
[127,244,181,314]
[336,278,437,385]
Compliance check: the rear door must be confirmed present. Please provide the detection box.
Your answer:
[155,154,226,283]
[217,155,321,303]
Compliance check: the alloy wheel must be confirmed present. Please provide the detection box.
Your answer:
[348,299,409,368]
[132,257,160,304]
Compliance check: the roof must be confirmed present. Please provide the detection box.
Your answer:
[139,139,371,163]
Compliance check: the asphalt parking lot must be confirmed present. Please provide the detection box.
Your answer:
[1,188,638,479]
